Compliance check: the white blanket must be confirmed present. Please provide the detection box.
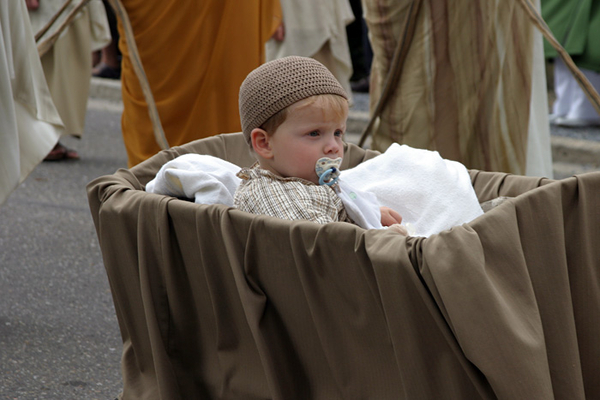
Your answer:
[146,144,484,237]
[341,144,483,237]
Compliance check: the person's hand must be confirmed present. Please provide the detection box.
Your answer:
[271,22,285,41]
[380,206,402,226]
[25,0,40,11]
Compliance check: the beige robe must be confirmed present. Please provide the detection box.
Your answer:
[363,0,553,177]
[0,0,63,206]
[29,0,110,136]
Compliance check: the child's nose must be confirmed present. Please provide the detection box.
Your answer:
[324,137,341,154]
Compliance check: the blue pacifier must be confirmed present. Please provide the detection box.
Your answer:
[315,157,342,186]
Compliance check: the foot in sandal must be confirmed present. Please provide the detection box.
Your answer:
[44,143,80,162]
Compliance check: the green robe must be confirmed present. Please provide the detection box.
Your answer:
[542,0,600,72]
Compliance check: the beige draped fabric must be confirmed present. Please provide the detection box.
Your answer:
[28,0,110,136]
[1,0,63,206]
[88,132,599,399]
[363,0,553,177]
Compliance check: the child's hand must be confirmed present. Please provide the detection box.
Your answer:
[380,206,402,226]
[381,207,407,235]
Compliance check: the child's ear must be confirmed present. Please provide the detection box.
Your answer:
[251,128,273,159]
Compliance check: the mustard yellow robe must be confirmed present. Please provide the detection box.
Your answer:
[118,0,282,167]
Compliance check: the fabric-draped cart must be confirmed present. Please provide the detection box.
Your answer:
[87,132,600,399]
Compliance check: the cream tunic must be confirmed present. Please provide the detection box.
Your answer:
[0,0,64,206]
[28,0,110,136]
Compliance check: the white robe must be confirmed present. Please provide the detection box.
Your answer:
[552,58,600,123]
[526,3,554,178]
[0,0,64,206]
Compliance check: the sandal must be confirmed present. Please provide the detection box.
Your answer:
[44,143,80,161]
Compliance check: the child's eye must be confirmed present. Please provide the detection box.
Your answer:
[334,130,344,137]
[308,131,319,137]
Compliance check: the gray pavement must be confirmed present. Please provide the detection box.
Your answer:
[1,101,126,399]
[1,77,599,399]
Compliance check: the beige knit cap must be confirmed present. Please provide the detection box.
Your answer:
[239,56,348,144]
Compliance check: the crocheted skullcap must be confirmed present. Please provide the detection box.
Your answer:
[239,56,348,144]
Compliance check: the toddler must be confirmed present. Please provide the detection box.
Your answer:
[235,56,406,233]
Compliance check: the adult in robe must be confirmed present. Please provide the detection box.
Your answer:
[116,0,282,167]
[362,0,553,177]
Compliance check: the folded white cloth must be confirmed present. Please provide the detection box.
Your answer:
[341,143,483,237]
[145,154,241,207]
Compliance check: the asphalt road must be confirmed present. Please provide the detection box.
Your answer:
[1,101,126,399]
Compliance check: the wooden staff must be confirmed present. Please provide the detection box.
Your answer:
[34,0,73,42]
[517,0,600,116]
[34,0,169,150]
[37,0,91,57]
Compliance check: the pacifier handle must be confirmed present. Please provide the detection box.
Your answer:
[318,167,339,186]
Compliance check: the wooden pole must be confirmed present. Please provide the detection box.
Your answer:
[517,0,600,116]
[37,0,91,57]
[34,0,73,42]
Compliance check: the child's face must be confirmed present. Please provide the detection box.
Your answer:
[262,97,348,184]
